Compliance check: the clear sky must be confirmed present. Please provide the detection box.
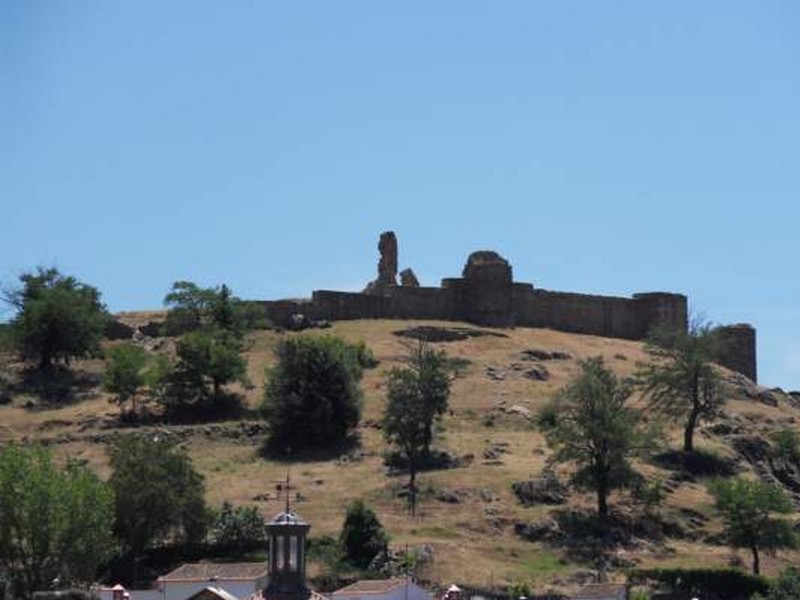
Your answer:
[2,2,799,388]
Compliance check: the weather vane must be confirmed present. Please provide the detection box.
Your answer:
[285,468,291,513]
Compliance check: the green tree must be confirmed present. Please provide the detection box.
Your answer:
[109,437,208,574]
[638,321,724,453]
[753,567,800,600]
[262,335,364,453]
[3,268,108,371]
[103,343,150,416]
[210,502,266,555]
[162,281,220,335]
[383,368,430,517]
[401,341,451,456]
[172,327,250,403]
[338,500,388,570]
[382,341,452,516]
[540,356,654,523]
[708,478,796,575]
[0,445,115,599]
[163,281,259,336]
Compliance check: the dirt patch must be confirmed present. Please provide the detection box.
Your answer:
[393,325,508,343]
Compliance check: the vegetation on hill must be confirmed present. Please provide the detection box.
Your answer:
[338,500,389,570]
[0,444,115,599]
[262,335,367,454]
[539,356,657,522]
[109,436,208,570]
[3,313,800,594]
[2,267,108,372]
[383,341,452,515]
[708,478,796,575]
[638,321,725,452]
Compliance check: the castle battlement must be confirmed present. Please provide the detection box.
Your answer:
[261,232,757,382]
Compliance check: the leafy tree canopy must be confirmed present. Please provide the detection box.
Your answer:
[109,436,208,562]
[3,267,108,371]
[541,356,656,522]
[339,500,389,570]
[210,501,266,555]
[753,567,800,600]
[708,478,796,575]
[0,444,115,600]
[170,327,250,407]
[103,343,151,417]
[163,281,267,336]
[262,335,365,453]
[638,320,725,453]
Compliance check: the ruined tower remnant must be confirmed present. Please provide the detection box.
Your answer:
[459,251,516,326]
[262,231,758,382]
[400,268,420,287]
[364,231,398,294]
[716,324,757,383]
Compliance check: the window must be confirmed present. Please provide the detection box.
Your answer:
[276,535,285,570]
[289,536,298,571]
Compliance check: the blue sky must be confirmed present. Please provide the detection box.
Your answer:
[2,2,799,388]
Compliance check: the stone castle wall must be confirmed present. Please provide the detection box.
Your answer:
[260,232,757,382]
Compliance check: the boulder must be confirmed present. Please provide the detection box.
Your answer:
[105,319,135,340]
[524,365,550,381]
[512,470,569,505]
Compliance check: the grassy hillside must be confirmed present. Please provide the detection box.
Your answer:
[1,318,799,593]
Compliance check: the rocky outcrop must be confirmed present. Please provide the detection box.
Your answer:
[104,319,135,340]
[512,469,569,505]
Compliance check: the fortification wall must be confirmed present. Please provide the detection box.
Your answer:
[716,324,758,382]
[309,287,461,322]
[257,233,754,382]
[515,289,643,338]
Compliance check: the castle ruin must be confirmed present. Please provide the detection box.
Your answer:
[262,232,757,382]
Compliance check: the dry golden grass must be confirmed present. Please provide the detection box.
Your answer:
[2,318,799,589]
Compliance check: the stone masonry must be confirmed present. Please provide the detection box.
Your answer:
[262,232,758,382]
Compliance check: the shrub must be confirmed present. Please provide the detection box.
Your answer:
[771,429,800,463]
[210,502,266,555]
[338,500,388,570]
[628,567,769,599]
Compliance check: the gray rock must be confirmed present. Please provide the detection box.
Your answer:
[514,518,561,542]
[524,365,550,381]
[512,470,569,505]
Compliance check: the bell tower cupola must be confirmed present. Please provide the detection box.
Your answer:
[264,507,310,600]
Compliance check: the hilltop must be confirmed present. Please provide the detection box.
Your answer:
[1,316,799,594]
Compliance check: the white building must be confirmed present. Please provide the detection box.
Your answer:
[329,579,433,600]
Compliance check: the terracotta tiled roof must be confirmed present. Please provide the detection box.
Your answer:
[331,580,408,595]
[570,583,627,599]
[159,562,268,582]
